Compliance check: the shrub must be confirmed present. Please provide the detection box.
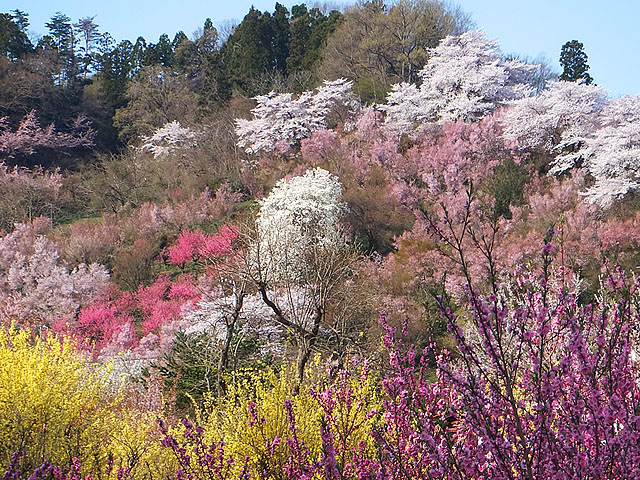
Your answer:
[0,326,174,478]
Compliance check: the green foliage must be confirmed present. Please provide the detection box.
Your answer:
[560,39,593,84]
[155,327,264,411]
[155,330,220,410]
[221,8,277,95]
[221,4,342,96]
[319,0,468,103]
[488,157,528,219]
[0,12,33,59]
[113,65,198,142]
[145,33,173,67]
[287,6,342,76]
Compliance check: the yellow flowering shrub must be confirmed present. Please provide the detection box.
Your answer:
[0,327,175,478]
[198,359,381,477]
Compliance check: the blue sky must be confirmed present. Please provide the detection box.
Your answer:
[10,0,639,97]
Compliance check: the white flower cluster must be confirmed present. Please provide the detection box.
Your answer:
[502,81,608,174]
[235,79,357,155]
[255,168,345,283]
[381,30,536,133]
[185,291,290,360]
[140,121,198,158]
[504,82,640,207]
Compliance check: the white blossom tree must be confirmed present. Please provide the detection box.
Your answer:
[235,78,358,155]
[186,291,287,358]
[255,167,345,282]
[241,168,365,386]
[140,121,198,158]
[381,29,536,133]
[503,81,640,207]
[580,96,640,207]
[501,80,608,174]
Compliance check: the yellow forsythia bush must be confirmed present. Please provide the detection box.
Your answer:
[0,327,175,478]
[199,359,381,477]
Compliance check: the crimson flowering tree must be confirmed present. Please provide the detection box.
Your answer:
[167,224,238,267]
[167,224,246,395]
[54,274,201,359]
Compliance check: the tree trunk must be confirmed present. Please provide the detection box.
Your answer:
[217,282,244,397]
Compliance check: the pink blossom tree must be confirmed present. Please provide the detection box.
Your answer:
[0,219,109,328]
[0,111,95,165]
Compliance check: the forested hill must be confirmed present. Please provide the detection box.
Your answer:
[4,2,640,479]
[0,2,474,162]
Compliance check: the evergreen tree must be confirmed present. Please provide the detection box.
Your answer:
[303,8,341,71]
[271,2,290,73]
[11,9,29,31]
[74,16,101,79]
[172,31,188,50]
[287,5,342,76]
[96,39,134,148]
[287,5,311,73]
[0,12,33,59]
[145,33,173,67]
[131,36,147,73]
[221,7,275,94]
[198,18,218,55]
[99,40,134,111]
[45,12,76,84]
[45,12,73,54]
[559,39,593,84]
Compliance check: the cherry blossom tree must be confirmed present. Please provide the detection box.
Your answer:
[580,95,640,207]
[501,80,608,174]
[0,111,95,164]
[235,78,357,155]
[0,219,109,327]
[503,81,640,207]
[139,121,198,159]
[381,30,535,133]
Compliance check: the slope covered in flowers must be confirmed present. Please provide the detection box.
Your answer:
[2,27,640,479]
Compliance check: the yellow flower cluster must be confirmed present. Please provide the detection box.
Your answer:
[199,359,381,477]
[0,327,174,478]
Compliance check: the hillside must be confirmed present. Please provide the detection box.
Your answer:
[1,2,640,479]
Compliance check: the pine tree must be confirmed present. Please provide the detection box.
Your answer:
[559,39,593,84]
[45,12,76,84]
[271,3,290,73]
[0,13,33,59]
[74,16,101,79]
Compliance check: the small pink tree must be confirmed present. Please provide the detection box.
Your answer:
[0,110,95,164]
[0,219,109,328]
